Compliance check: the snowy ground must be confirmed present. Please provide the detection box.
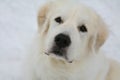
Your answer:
[0,0,120,80]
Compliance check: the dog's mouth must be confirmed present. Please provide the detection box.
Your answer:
[51,46,66,56]
[45,46,73,63]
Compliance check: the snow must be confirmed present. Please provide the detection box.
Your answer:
[0,0,120,80]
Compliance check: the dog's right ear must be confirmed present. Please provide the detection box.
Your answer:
[37,2,52,33]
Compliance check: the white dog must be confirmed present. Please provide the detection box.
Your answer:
[24,0,120,80]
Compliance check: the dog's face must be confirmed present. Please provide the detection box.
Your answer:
[38,1,108,63]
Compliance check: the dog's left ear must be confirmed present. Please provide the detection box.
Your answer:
[95,21,108,50]
[88,19,108,53]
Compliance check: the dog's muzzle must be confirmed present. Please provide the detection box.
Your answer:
[45,33,72,63]
[51,33,71,56]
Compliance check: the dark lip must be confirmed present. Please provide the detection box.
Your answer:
[51,45,65,54]
[52,49,64,56]
[45,52,50,55]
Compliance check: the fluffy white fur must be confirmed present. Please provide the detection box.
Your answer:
[24,0,120,80]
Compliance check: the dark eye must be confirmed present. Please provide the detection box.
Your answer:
[55,17,63,24]
[78,25,87,32]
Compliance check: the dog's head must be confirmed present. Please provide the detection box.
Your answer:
[38,1,108,63]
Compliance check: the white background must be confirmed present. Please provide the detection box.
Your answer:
[0,0,120,80]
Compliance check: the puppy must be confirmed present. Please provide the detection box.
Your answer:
[24,0,120,80]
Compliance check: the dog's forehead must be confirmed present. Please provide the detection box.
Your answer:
[51,4,98,22]
[49,3,100,35]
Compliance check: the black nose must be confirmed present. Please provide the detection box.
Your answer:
[55,33,71,48]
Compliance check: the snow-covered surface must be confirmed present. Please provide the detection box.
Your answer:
[0,0,120,79]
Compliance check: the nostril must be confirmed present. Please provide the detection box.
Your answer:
[55,37,60,42]
[55,33,71,48]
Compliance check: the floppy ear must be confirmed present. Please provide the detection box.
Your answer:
[88,21,108,52]
[37,2,52,33]
[95,21,108,50]
[96,24,108,50]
